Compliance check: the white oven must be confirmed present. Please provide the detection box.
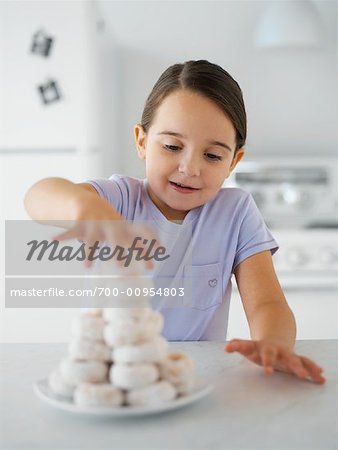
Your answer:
[226,157,338,340]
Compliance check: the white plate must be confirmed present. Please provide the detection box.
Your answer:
[33,378,213,417]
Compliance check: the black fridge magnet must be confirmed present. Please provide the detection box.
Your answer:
[31,29,54,57]
[37,79,62,105]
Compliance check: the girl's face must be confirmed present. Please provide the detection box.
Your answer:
[134,89,245,221]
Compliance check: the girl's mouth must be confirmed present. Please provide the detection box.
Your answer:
[169,181,199,193]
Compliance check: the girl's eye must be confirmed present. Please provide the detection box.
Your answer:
[205,153,222,161]
[164,144,180,152]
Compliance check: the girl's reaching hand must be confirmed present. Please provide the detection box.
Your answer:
[225,338,326,384]
[52,220,159,270]
[51,192,160,270]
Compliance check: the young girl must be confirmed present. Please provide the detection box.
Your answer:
[25,59,325,384]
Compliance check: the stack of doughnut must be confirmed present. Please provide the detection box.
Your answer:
[48,306,195,408]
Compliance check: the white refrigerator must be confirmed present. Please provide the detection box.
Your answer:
[0,0,103,343]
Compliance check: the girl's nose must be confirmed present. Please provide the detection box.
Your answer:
[178,154,201,177]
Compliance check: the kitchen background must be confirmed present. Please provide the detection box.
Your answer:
[0,0,337,343]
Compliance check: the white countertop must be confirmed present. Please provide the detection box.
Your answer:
[0,340,337,450]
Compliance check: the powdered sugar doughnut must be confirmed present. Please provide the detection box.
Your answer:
[68,338,111,362]
[48,368,75,398]
[60,357,108,387]
[80,308,103,317]
[158,352,195,395]
[98,262,154,307]
[98,255,146,277]
[71,312,105,341]
[105,293,151,309]
[126,381,176,406]
[74,382,124,407]
[113,336,168,364]
[103,307,151,322]
[110,363,159,389]
[103,310,163,347]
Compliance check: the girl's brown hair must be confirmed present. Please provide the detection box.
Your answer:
[140,60,247,152]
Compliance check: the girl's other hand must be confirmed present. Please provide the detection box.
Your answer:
[225,338,326,384]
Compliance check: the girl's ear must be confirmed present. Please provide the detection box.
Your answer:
[229,148,245,173]
[134,124,147,160]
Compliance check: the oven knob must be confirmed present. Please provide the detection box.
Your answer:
[319,249,337,266]
[286,249,309,267]
[277,185,299,205]
[299,191,312,208]
[277,186,312,209]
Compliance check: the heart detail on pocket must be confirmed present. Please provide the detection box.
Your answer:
[208,278,217,288]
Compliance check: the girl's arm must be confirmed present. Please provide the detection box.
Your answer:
[24,177,120,222]
[225,250,325,384]
[234,250,296,349]
[24,177,157,269]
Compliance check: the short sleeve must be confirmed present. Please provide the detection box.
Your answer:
[85,174,123,214]
[232,193,278,272]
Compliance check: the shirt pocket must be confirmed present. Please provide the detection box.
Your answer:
[183,263,222,310]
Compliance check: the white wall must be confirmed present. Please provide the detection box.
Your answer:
[97,0,337,179]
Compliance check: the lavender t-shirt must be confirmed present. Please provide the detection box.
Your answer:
[87,174,278,341]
